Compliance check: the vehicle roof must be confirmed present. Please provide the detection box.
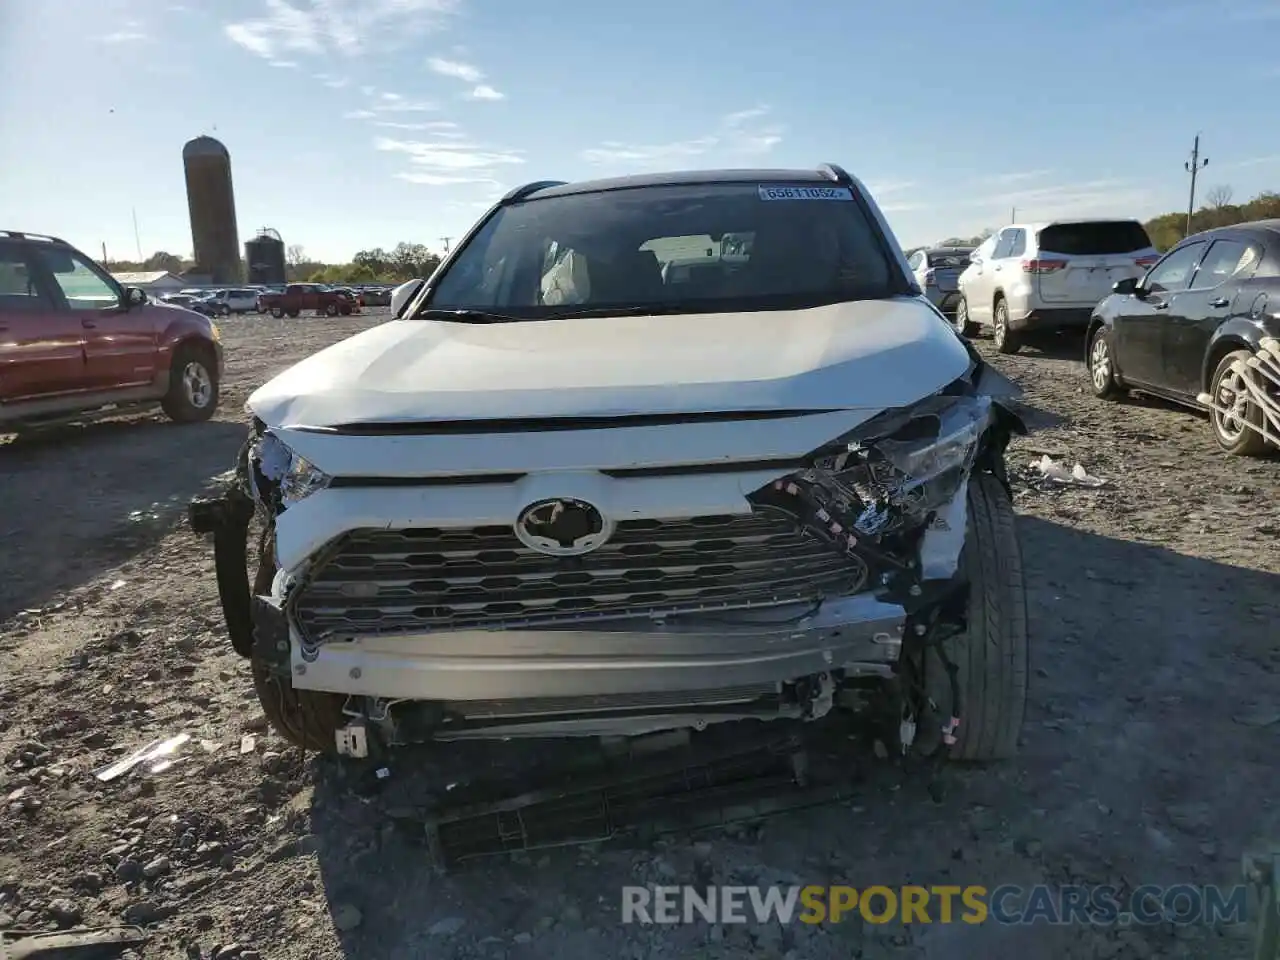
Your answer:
[1002,218,1147,233]
[524,167,843,201]
[1190,218,1280,239]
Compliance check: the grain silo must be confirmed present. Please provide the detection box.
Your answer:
[183,136,241,284]
[246,227,286,285]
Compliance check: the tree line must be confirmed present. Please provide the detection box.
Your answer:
[104,241,444,285]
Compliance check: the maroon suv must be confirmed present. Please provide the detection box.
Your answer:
[0,230,223,430]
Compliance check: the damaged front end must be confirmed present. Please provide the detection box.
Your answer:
[190,345,1026,763]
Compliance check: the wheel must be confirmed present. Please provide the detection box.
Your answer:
[1209,350,1270,456]
[953,297,977,337]
[992,299,1020,354]
[161,343,219,423]
[270,306,284,318]
[287,309,300,318]
[1088,326,1126,400]
[325,302,339,317]
[249,530,347,752]
[340,304,353,316]
[219,305,231,317]
[256,304,265,314]
[922,473,1029,761]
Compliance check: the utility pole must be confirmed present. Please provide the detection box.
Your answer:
[1185,134,1209,237]
[1010,206,1017,223]
[131,207,143,260]
[439,236,452,253]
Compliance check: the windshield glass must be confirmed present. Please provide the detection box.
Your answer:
[423,182,900,318]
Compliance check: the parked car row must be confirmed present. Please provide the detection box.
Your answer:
[916,217,1279,458]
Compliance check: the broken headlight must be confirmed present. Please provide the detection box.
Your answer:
[754,394,993,545]
[246,431,332,511]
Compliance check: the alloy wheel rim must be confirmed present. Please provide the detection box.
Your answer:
[1214,369,1250,441]
[183,362,212,408]
[1091,337,1111,389]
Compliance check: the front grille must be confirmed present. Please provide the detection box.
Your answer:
[291,511,864,639]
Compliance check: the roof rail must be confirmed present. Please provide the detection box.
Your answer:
[502,180,568,203]
[817,164,852,185]
[1,229,69,245]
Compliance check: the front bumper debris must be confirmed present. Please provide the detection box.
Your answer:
[399,729,859,869]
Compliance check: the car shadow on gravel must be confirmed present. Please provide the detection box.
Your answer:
[290,513,1278,960]
[0,419,247,623]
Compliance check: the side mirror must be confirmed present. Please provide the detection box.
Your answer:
[1112,277,1139,296]
[124,286,148,308]
[390,278,425,318]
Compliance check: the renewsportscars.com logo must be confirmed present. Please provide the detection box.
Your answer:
[621,884,1250,926]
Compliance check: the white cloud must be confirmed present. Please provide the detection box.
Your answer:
[428,56,483,83]
[377,134,523,186]
[981,169,1053,185]
[314,72,348,88]
[344,109,377,119]
[268,59,299,68]
[467,84,504,101]
[225,0,459,60]
[396,172,500,185]
[100,23,148,43]
[963,178,1154,221]
[865,180,916,197]
[580,106,784,168]
[374,120,463,135]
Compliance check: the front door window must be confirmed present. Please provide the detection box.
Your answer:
[34,248,120,310]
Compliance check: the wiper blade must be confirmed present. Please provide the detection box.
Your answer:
[418,309,527,324]
[544,304,694,320]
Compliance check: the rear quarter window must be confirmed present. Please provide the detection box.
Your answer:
[1037,222,1152,256]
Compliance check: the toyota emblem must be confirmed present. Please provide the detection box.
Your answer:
[514,498,612,556]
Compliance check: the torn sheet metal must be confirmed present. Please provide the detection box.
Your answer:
[0,926,147,959]
[919,484,968,579]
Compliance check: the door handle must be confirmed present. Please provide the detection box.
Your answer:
[1152,301,1169,311]
[1209,297,1230,308]
[81,319,97,329]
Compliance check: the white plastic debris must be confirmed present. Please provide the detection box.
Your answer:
[95,733,192,781]
[1031,455,1108,488]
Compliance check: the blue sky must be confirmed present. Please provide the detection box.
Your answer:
[3,0,1280,264]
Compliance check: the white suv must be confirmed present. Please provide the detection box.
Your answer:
[954,219,1158,353]
[190,166,1030,764]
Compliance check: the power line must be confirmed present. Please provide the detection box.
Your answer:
[1184,134,1209,237]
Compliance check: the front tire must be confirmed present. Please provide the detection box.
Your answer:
[992,298,1021,355]
[953,297,977,337]
[1209,350,1270,456]
[249,531,347,752]
[161,343,219,423]
[270,306,284,318]
[325,302,339,317]
[1088,326,1126,400]
[927,473,1029,761]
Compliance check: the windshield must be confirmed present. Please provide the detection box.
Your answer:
[423,182,901,319]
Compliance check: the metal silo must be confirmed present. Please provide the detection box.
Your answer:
[183,136,241,284]
[246,227,286,285]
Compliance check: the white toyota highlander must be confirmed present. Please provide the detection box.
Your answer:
[190,165,1030,763]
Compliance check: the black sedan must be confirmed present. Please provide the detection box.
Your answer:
[1085,220,1280,456]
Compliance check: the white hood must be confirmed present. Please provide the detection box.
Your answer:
[248,299,972,428]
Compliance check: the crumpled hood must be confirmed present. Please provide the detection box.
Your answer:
[248,298,973,428]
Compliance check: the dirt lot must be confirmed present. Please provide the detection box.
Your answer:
[1,314,1277,960]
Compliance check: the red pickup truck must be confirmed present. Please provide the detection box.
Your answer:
[259,283,355,318]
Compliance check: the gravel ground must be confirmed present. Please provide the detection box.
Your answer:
[1,316,1277,960]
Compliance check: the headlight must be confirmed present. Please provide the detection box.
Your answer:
[249,431,332,509]
[755,395,993,541]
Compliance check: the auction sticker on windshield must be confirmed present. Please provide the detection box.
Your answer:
[758,185,854,201]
